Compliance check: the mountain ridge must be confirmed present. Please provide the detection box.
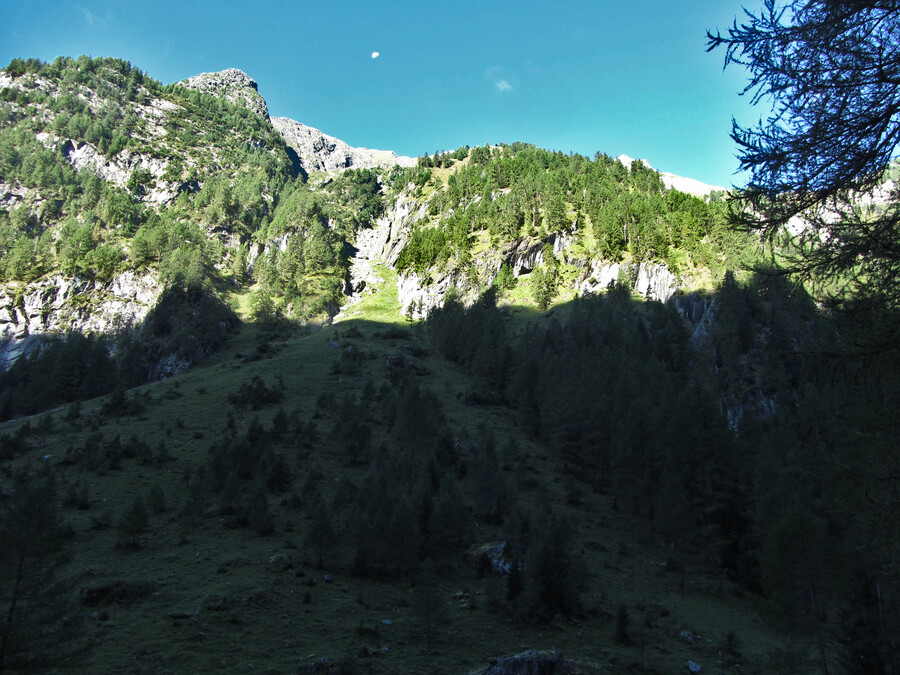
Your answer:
[178,67,417,176]
[616,154,726,196]
[0,57,736,375]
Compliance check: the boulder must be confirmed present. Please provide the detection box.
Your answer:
[474,650,578,675]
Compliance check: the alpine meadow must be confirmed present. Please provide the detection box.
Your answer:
[1,1,899,673]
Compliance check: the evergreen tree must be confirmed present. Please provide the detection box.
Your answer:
[709,1,900,310]
[522,514,580,621]
[0,471,92,671]
[250,288,276,323]
[306,498,335,569]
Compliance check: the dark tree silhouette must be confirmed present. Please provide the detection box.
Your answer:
[708,1,900,309]
[0,471,91,671]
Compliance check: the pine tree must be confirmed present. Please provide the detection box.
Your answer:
[0,471,92,671]
[522,514,581,621]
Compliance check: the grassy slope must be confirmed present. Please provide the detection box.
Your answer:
[2,272,795,674]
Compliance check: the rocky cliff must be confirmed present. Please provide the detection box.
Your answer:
[271,116,416,176]
[0,271,160,369]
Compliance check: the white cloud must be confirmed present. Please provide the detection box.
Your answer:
[371,51,380,59]
[79,5,98,26]
[78,5,111,27]
[485,66,515,93]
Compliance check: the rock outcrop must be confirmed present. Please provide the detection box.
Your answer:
[60,139,177,205]
[504,232,573,277]
[271,117,416,176]
[576,260,680,302]
[396,269,465,320]
[180,68,269,118]
[0,272,161,370]
[473,650,584,675]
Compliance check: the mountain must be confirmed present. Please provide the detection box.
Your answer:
[180,67,270,119]
[272,117,417,176]
[0,58,737,374]
[0,60,415,371]
[1,56,898,674]
[180,67,416,175]
[615,154,727,196]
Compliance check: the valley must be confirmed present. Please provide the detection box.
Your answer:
[1,54,897,674]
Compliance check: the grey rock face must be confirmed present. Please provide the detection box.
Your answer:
[60,140,177,205]
[0,271,161,370]
[576,260,679,302]
[271,117,416,176]
[180,68,269,118]
[397,269,465,320]
[633,262,679,302]
[576,261,621,295]
[0,182,26,209]
[505,232,573,277]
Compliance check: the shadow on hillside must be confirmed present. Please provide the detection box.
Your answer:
[0,278,715,424]
[0,283,238,421]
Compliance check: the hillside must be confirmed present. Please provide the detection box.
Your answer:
[0,56,745,377]
[1,55,898,674]
[0,297,819,674]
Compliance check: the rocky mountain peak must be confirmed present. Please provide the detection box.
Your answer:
[271,116,416,176]
[180,68,269,118]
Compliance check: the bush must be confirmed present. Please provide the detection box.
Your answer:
[227,375,284,410]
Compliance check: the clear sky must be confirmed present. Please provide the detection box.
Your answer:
[1,1,762,188]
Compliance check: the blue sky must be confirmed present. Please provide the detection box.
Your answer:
[1,1,761,187]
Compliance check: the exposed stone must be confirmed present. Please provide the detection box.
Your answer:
[633,262,679,302]
[576,260,680,302]
[674,292,713,326]
[396,269,466,320]
[0,271,161,370]
[61,140,177,205]
[0,182,26,209]
[180,68,269,118]
[271,116,416,176]
[577,261,621,295]
[466,541,515,575]
[504,232,573,277]
[474,650,580,675]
